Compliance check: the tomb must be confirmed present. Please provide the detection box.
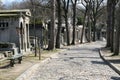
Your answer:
[0,9,31,54]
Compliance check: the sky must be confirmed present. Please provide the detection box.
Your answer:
[1,0,23,4]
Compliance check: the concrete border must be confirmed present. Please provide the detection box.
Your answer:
[99,49,120,75]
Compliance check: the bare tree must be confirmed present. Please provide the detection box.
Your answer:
[9,0,51,22]
[47,0,56,50]
[106,0,118,52]
[90,0,104,41]
[80,0,91,43]
[114,5,120,55]
[0,0,4,9]
[80,0,104,43]
[71,0,78,45]
[30,0,37,56]
[110,0,118,52]
[62,0,70,45]
[7,1,21,9]
[85,0,92,42]
[112,0,120,56]
[55,0,62,48]
[106,0,112,48]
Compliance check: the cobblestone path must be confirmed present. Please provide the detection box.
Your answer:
[29,41,120,80]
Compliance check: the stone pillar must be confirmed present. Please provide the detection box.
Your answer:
[23,19,27,52]
[26,23,30,49]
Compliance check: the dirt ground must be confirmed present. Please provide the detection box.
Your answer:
[0,49,62,80]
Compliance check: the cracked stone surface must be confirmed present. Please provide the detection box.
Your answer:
[28,41,120,80]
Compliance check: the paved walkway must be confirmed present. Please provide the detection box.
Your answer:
[22,41,120,80]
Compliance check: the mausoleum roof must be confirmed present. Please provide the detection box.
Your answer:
[0,9,31,17]
[0,14,19,17]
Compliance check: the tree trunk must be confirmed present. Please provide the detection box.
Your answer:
[87,16,92,42]
[56,0,62,48]
[71,3,76,45]
[113,25,120,55]
[113,2,120,55]
[48,0,55,50]
[80,9,87,44]
[62,0,70,46]
[65,13,70,45]
[110,0,116,52]
[93,20,96,41]
[106,0,112,47]
[88,6,92,42]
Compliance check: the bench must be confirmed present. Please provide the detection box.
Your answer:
[0,43,23,67]
[7,54,23,67]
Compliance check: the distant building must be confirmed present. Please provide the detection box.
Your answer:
[29,24,45,48]
[0,9,31,54]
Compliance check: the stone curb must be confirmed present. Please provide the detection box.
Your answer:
[99,49,120,75]
[16,49,66,80]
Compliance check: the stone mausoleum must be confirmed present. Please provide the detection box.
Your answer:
[0,9,31,54]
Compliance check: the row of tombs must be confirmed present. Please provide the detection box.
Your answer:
[0,9,84,58]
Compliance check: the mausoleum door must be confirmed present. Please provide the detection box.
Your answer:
[20,22,24,50]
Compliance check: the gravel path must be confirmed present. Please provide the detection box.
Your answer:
[28,41,120,80]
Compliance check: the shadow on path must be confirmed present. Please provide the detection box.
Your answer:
[111,76,120,80]
[91,61,107,65]
[108,59,120,64]
[52,57,100,60]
